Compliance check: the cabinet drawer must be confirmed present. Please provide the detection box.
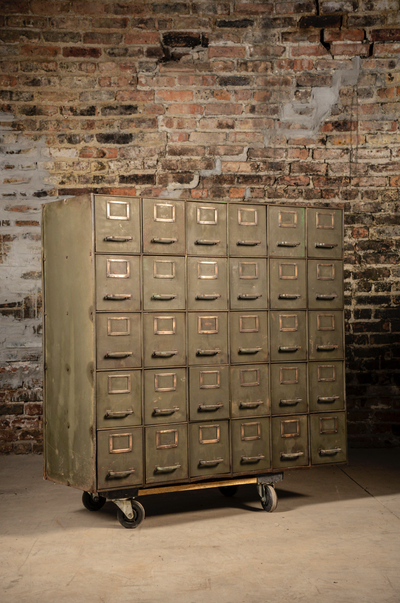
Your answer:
[230,364,269,418]
[310,412,347,465]
[308,311,344,360]
[187,257,228,311]
[97,370,142,429]
[270,363,308,416]
[230,258,268,310]
[97,427,143,490]
[308,361,345,412]
[268,206,305,258]
[269,259,306,310]
[189,365,230,421]
[308,260,343,310]
[269,311,307,362]
[271,415,309,469]
[142,256,186,311]
[231,418,271,474]
[143,198,185,255]
[307,208,343,259]
[96,255,141,312]
[96,313,141,370]
[229,204,267,256]
[188,312,228,365]
[143,313,186,368]
[145,424,188,484]
[186,201,227,256]
[144,368,187,424]
[230,311,268,364]
[189,421,230,478]
[95,195,141,254]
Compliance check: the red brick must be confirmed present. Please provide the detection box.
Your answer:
[331,42,370,56]
[205,103,243,116]
[30,1,70,14]
[166,104,204,115]
[0,75,17,87]
[209,46,246,58]
[214,90,231,101]
[276,59,314,70]
[352,227,369,238]
[324,29,365,42]
[63,47,102,58]
[116,90,154,101]
[235,3,273,14]
[229,187,246,198]
[125,32,160,45]
[291,44,329,57]
[156,90,193,101]
[277,175,310,186]
[371,29,400,42]
[374,43,400,56]
[377,87,396,99]
[255,76,292,87]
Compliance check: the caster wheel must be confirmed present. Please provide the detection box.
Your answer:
[82,491,106,512]
[219,485,238,497]
[260,485,278,513]
[117,500,145,529]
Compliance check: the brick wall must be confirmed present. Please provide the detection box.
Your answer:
[1,0,399,453]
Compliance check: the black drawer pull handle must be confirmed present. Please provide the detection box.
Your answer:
[278,346,301,353]
[315,243,338,249]
[198,458,224,467]
[238,293,262,300]
[277,241,300,247]
[278,294,300,300]
[107,469,136,479]
[104,236,133,242]
[105,352,133,359]
[241,454,265,464]
[105,409,134,418]
[155,464,181,474]
[198,403,224,412]
[316,294,338,300]
[151,237,177,244]
[319,448,342,457]
[195,239,220,246]
[153,406,179,416]
[317,395,340,403]
[152,350,178,358]
[239,347,262,355]
[104,294,132,301]
[195,294,221,300]
[279,398,302,407]
[316,345,339,351]
[280,452,304,461]
[237,240,261,246]
[239,400,263,409]
[151,294,177,301]
[196,349,220,356]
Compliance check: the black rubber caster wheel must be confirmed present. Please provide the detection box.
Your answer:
[117,500,145,529]
[260,485,278,512]
[219,485,238,497]
[82,491,106,512]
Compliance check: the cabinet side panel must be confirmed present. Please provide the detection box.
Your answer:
[43,195,96,491]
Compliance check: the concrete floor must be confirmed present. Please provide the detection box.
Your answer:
[0,450,399,603]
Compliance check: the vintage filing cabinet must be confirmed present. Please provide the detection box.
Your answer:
[42,196,346,528]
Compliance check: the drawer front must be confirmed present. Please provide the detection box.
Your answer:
[268,206,305,258]
[97,370,142,429]
[96,255,141,312]
[231,418,271,474]
[189,365,230,421]
[144,368,187,424]
[269,311,307,362]
[269,259,306,310]
[95,195,141,254]
[229,204,267,256]
[308,361,345,412]
[308,311,344,360]
[96,313,141,370]
[143,198,185,255]
[270,363,308,416]
[188,312,228,365]
[187,257,228,311]
[186,201,227,256]
[230,258,268,310]
[143,313,186,368]
[230,311,268,364]
[308,260,343,310]
[145,424,188,484]
[142,256,186,311]
[189,421,230,478]
[97,427,143,490]
[307,208,343,259]
[310,412,347,465]
[271,415,309,469]
[230,364,269,418]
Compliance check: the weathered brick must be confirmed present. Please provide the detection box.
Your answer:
[162,32,208,47]
[299,15,341,28]
[63,47,102,58]
[331,42,371,56]
[324,29,365,42]
[209,46,246,58]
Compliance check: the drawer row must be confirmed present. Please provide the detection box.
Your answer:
[97,413,347,491]
[96,255,344,312]
[96,311,344,369]
[97,362,345,427]
[95,196,343,259]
